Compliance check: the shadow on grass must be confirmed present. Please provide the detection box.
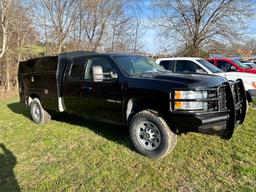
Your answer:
[7,102,132,150]
[7,102,31,119]
[0,144,21,192]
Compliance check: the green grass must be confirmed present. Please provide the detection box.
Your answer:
[0,98,255,191]
[30,45,47,57]
[21,45,46,58]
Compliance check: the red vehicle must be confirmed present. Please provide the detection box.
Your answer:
[207,58,256,74]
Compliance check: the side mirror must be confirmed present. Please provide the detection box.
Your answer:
[92,66,118,82]
[230,66,237,71]
[92,66,104,82]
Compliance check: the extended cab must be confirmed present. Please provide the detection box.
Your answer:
[156,57,256,104]
[18,52,247,158]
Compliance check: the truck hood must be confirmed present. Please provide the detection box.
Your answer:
[217,72,256,90]
[138,72,227,89]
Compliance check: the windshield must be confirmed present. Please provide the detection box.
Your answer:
[113,55,165,76]
[245,63,256,68]
[232,59,251,69]
[196,59,222,73]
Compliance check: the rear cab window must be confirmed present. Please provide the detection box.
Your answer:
[175,60,202,73]
[159,60,175,72]
[69,57,87,79]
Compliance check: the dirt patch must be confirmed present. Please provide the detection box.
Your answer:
[0,90,18,100]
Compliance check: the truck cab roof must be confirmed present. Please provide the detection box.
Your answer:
[156,57,203,62]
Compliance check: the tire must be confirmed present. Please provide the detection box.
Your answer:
[30,98,51,125]
[129,110,177,159]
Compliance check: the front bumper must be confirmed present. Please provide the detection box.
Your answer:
[170,112,229,137]
[247,89,256,105]
[169,80,247,139]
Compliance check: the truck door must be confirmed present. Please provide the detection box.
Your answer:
[81,56,124,123]
[62,56,87,114]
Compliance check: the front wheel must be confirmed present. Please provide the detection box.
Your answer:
[30,98,51,125]
[129,110,177,159]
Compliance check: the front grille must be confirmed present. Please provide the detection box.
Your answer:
[231,83,243,105]
[218,86,227,111]
[207,90,218,112]
[207,86,227,112]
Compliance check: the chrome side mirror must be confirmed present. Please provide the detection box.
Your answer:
[92,66,104,82]
[92,66,118,82]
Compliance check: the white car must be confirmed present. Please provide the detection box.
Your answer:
[156,57,256,104]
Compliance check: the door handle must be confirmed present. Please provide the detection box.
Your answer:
[81,86,92,91]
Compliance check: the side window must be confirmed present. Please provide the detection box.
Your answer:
[85,57,114,81]
[217,61,231,72]
[159,61,170,70]
[70,57,86,79]
[175,60,200,73]
[159,60,175,72]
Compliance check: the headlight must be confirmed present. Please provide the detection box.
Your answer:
[252,81,256,89]
[174,91,208,111]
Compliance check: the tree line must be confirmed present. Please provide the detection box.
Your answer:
[0,0,255,91]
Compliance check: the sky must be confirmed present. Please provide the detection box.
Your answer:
[142,29,157,54]
[139,1,159,54]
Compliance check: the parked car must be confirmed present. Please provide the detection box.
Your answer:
[18,52,247,158]
[156,57,256,104]
[243,62,256,69]
[207,58,256,74]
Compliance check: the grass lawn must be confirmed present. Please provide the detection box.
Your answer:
[0,97,255,191]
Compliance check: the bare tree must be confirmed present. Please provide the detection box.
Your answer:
[39,0,78,53]
[77,0,119,51]
[105,0,145,53]
[152,0,255,56]
[74,0,145,52]
[0,0,37,90]
[108,4,130,52]
[29,0,145,53]
[129,19,145,53]
[0,0,12,58]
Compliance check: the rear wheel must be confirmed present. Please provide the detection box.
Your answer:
[30,98,51,125]
[129,110,177,158]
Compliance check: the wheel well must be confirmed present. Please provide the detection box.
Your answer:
[126,99,164,122]
[126,98,177,134]
[28,94,40,106]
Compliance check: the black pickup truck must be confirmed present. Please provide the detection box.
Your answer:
[18,51,247,158]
